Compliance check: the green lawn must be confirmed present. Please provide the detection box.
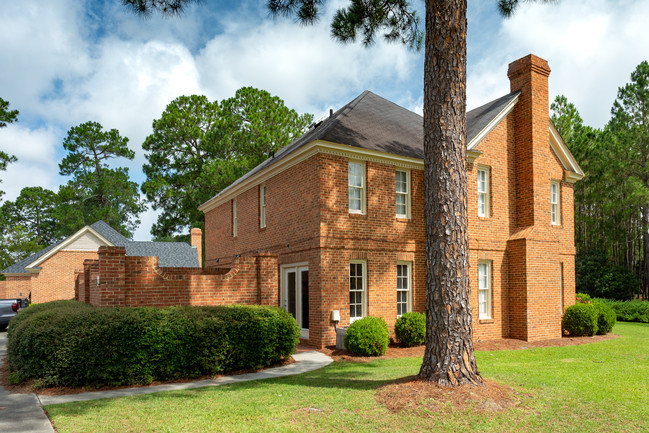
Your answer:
[46,322,649,433]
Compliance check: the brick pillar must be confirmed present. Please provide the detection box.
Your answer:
[257,252,279,306]
[508,54,551,228]
[191,228,203,268]
[98,246,127,307]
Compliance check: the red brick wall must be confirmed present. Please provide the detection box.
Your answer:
[79,246,277,308]
[0,280,6,298]
[4,276,32,300]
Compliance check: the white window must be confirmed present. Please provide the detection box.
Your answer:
[478,261,491,319]
[232,198,237,237]
[396,262,411,317]
[348,161,365,214]
[477,167,490,217]
[349,261,366,322]
[260,185,266,228]
[396,170,410,218]
[559,262,564,313]
[551,181,560,225]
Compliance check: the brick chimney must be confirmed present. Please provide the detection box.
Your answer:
[508,54,551,228]
[191,228,203,268]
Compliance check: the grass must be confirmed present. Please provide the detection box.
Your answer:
[46,322,649,433]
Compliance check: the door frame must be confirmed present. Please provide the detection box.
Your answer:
[280,262,309,339]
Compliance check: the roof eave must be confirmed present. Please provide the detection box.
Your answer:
[467,93,520,150]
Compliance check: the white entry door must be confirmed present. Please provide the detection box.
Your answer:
[281,264,309,339]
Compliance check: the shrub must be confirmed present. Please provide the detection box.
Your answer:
[576,251,637,300]
[592,301,616,335]
[596,299,649,323]
[575,293,591,303]
[394,312,426,347]
[562,303,598,336]
[7,302,299,387]
[344,316,389,356]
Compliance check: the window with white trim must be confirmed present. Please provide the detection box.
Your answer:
[232,198,238,237]
[477,167,490,218]
[396,170,410,218]
[478,261,491,319]
[396,262,411,317]
[260,185,266,228]
[349,261,366,322]
[551,181,560,225]
[348,161,365,214]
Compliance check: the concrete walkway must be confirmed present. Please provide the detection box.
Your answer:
[0,333,55,433]
[39,349,333,406]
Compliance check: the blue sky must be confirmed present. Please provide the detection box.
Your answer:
[1,0,648,240]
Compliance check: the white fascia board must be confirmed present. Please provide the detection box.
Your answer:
[467,94,520,151]
[198,140,424,214]
[549,121,585,182]
[25,226,114,270]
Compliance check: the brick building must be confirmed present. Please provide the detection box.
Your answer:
[199,54,584,348]
[1,221,200,303]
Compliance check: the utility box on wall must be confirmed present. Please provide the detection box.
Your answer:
[335,327,347,350]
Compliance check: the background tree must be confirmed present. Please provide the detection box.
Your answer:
[142,89,312,239]
[1,187,60,246]
[125,0,553,387]
[58,121,144,237]
[0,97,19,201]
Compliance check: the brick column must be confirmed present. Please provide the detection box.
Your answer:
[257,252,279,306]
[97,246,127,307]
[191,228,203,268]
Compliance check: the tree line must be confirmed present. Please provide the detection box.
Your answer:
[552,61,649,300]
[0,87,312,274]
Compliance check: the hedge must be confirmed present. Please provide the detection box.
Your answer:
[394,312,426,347]
[7,302,299,388]
[562,303,598,336]
[595,299,649,323]
[344,316,389,356]
[592,301,616,335]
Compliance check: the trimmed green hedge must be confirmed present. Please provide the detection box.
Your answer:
[344,316,389,356]
[7,302,299,388]
[394,312,426,347]
[592,301,616,334]
[562,303,598,336]
[596,299,649,323]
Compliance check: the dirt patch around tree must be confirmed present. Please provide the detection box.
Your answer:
[376,376,527,414]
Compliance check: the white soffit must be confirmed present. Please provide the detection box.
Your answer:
[26,226,114,269]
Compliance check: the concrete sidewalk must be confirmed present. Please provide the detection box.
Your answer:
[39,350,333,405]
[0,333,55,433]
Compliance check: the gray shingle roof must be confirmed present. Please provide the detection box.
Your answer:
[204,90,520,206]
[1,221,199,275]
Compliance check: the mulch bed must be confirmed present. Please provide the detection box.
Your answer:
[1,356,295,396]
[318,333,619,362]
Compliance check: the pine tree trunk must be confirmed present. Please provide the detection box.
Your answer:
[418,0,483,386]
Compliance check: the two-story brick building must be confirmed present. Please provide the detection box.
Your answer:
[199,54,584,348]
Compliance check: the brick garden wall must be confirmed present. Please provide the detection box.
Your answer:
[77,246,278,309]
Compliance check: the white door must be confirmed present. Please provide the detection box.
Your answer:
[281,264,309,339]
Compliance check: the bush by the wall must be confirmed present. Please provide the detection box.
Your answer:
[596,299,649,323]
[562,303,598,336]
[344,316,389,356]
[394,312,426,347]
[7,302,299,388]
[575,293,591,303]
[592,301,616,334]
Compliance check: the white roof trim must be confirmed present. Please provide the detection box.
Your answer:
[199,140,424,213]
[467,93,519,150]
[549,121,585,183]
[25,226,114,270]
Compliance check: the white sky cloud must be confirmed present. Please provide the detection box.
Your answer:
[1,0,647,239]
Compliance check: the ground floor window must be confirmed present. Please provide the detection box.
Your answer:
[349,261,366,322]
[478,261,492,319]
[396,262,411,317]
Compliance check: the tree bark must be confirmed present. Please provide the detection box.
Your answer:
[418,0,483,386]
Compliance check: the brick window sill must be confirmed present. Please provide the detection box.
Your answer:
[479,318,495,324]
[348,212,367,218]
[396,217,410,223]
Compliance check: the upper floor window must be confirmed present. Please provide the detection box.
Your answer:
[477,167,490,218]
[478,261,491,320]
[348,161,365,214]
[260,185,266,228]
[396,262,411,317]
[396,170,410,218]
[349,260,366,322]
[551,181,560,225]
[232,198,238,237]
